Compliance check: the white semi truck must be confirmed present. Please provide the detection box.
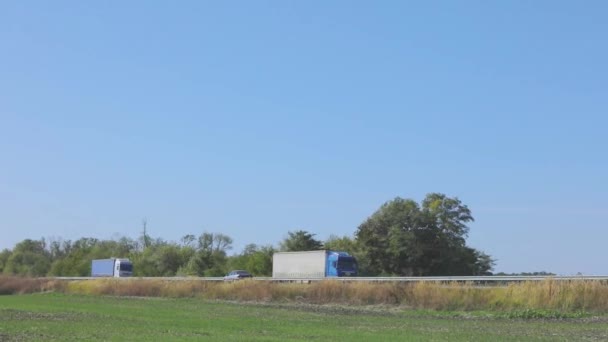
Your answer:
[272,250,358,279]
[91,258,133,277]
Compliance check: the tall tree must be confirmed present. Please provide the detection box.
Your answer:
[228,244,275,276]
[355,194,493,276]
[356,198,421,275]
[3,239,51,276]
[180,234,196,248]
[184,232,233,276]
[279,230,323,251]
[323,235,359,253]
[0,249,13,274]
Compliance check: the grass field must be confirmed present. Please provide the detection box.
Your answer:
[1,293,608,341]
[5,276,608,312]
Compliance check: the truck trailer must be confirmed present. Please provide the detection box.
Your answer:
[91,258,133,277]
[272,250,358,279]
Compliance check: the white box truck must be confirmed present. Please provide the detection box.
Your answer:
[272,250,358,279]
[91,258,133,277]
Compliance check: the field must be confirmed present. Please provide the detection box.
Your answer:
[2,277,608,341]
[1,293,608,341]
[3,276,608,312]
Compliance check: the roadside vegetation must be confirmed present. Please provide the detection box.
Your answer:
[2,276,608,313]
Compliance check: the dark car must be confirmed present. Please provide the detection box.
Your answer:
[223,270,253,281]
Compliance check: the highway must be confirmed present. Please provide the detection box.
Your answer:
[52,275,608,282]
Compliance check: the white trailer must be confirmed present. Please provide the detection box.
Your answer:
[91,258,133,277]
[272,250,358,279]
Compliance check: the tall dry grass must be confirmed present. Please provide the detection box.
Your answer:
[2,276,608,312]
[0,276,62,295]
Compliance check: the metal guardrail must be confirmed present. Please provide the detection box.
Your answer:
[53,277,224,281]
[52,276,608,282]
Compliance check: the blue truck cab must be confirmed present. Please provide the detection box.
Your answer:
[326,251,358,277]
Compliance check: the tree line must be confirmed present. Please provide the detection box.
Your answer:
[0,193,495,277]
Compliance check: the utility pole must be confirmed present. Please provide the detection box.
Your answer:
[142,218,149,250]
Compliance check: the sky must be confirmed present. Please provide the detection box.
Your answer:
[1,1,606,275]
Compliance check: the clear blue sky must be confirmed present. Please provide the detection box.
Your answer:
[1,1,606,275]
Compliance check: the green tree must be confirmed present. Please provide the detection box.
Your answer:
[323,235,358,252]
[279,230,323,251]
[228,244,275,276]
[183,232,233,276]
[4,239,51,276]
[156,244,189,276]
[180,234,196,248]
[47,238,70,262]
[49,237,100,276]
[356,198,421,275]
[132,242,165,276]
[0,249,13,274]
[131,240,191,277]
[469,249,495,275]
[422,193,473,243]
[175,235,197,275]
[355,194,493,276]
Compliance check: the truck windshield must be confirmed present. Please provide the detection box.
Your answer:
[337,258,357,270]
[120,263,133,272]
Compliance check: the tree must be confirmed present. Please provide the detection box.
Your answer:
[48,237,99,276]
[228,244,275,276]
[180,234,196,248]
[355,194,493,276]
[139,219,152,251]
[133,242,190,277]
[156,244,190,276]
[471,249,495,275]
[47,237,70,262]
[3,239,51,276]
[421,193,473,243]
[0,249,13,274]
[131,240,166,277]
[355,198,421,275]
[279,230,323,251]
[323,235,358,252]
[183,232,233,276]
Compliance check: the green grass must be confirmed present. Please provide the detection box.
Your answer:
[1,294,608,341]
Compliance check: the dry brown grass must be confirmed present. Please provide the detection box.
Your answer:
[0,276,60,295]
[65,279,208,297]
[496,279,608,311]
[3,276,608,312]
[306,280,405,304]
